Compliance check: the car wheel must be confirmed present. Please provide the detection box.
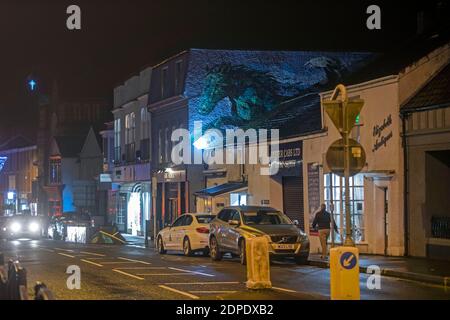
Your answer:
[157,236,167,254]
[239,239,247,265]
[209,236,222,261]
[294,255,308,265]
[183,237,193,256]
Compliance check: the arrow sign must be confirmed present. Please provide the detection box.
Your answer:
[340,252,357,270]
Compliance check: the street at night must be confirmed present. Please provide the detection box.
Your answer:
[0,1,450,312]
[1,239,449,300]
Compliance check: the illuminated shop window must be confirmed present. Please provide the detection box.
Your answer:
[324,173,365,243]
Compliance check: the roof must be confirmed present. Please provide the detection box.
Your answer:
[402,62,450,112]
[345,35,450,86]
[0,135,35,152]
[194,182,248,197]
[54,135,87,158]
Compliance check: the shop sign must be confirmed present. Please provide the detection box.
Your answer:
[372,114,393,152]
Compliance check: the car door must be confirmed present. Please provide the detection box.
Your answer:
[175,214,193,250]
[215,209,231,249]
[165,215,185,249]
[226,210,242,252]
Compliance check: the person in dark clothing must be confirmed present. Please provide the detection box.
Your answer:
[312,204,338,259]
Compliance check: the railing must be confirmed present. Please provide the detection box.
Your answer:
[0,252,55,300]
[431,216,450,239]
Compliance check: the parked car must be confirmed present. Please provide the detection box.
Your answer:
[209,206,310,265]
[156,213,215,256]
[1,214,43,240]
[47,212,91,240]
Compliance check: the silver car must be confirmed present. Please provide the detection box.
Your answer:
[209,206,310,265]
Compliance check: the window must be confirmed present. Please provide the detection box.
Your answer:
[140,108,150,160]
[114,118,121,163]
[218,209,232,222]
[230,211,241,222]
[184,215,193,226]
[175,60,183,94]
[165,127,171,163]
[172,215,185,227]
[324,173,365,243]
[161,67,169,99]
[125,112,136,162]
[158,129,163,164]
[49,158,61,184]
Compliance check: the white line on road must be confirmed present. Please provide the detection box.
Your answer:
[112,269,144,280]
[40,248,55,252]
[159,285,199,300]
[57,252,75,258]
[115,267,166,270]
[272,286,297,293]
[81,259,103,267]
[55,248,75,252]
[80,251,106,257]
[163,281,241,285]
[117,257,151,265]
[189,290,237,294]
[136,273,192,276]
[168,267,215,277]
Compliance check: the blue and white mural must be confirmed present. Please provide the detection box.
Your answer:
[184,49,373,131]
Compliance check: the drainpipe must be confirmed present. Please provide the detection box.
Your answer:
[400,112,409,257]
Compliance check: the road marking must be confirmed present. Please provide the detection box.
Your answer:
[112,269,144,280]
[189,290,237,294]
[80,251,106,257]
[136,273,192,276]
[168,267,215,277]
[100,261,140,264]
[117,257,151,265]
[40,248,55,253]
[115,267,166,270]
[272,286,297,293]
[57,252,75,258]
[163,281,241,285]
[55,248,75,252]
[81,259,103,267]
[159,285,199,300]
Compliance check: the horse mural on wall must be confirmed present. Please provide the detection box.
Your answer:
[197,57,349,129]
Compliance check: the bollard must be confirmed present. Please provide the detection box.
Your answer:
[330,246,360,300]
[34,282,55,300]
[245,236,272,290]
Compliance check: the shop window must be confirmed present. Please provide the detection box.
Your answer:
[324,173,365,243]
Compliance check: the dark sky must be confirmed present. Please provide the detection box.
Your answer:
[0,0,447,139]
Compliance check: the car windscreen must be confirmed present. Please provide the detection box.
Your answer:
[195,215,215,224]
[242,211,292,225]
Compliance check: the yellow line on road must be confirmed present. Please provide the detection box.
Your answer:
[159,285,199,300]
[117,257,151,265]
[57,252,75,258]
[81,259,103,267]
[112,269,144,280]
[100,261,137,264]
[272,286,297,293]
[80,251,106,257]
[168,267,215,277]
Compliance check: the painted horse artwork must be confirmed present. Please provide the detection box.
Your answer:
[197,57,349,130]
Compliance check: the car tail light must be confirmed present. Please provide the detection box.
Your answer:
[196,227,209,234]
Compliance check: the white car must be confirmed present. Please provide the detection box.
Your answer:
[156,213,215,256]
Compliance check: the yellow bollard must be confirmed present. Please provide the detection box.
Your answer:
[330,246,360,300]
[245,236,272,290]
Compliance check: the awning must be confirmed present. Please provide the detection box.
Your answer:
[194,182,248,198]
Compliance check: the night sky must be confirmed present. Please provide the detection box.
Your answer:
[0,0,447,140]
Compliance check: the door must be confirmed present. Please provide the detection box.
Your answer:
[282,175,304,229]
[226,210,242,252]
[174,214,193,250]
[216,209,232,249]
[165,215,185,249]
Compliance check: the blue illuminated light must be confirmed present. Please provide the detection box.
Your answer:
[0,156,7,172]
[28,79,37,91]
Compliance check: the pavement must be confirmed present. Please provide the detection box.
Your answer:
[1,238,449,300]
[309,253,450,286]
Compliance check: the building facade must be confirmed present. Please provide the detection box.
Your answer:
[0,136,38,216]
[112,67,152,235]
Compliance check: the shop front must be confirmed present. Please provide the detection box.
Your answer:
[303,76,405,256]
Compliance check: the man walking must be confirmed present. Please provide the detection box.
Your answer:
[312,204,338,259]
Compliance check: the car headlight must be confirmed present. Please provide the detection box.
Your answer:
[10,222,21,233]
[29,222,40,232]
